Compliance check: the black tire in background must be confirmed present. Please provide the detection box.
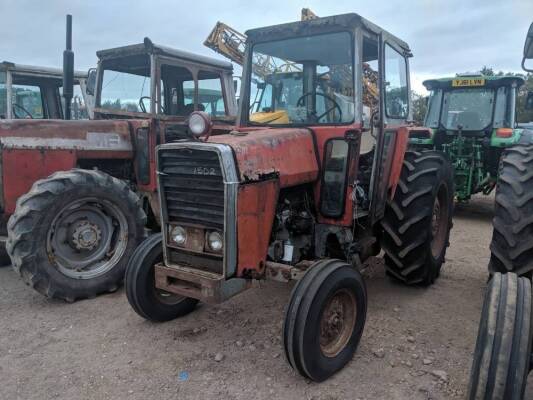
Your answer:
[490,145,533,276]
[467,272,533,400]
[381,151,454,285]
[283,259,367,382]
[6,169,146,302]
[125,233,198,322]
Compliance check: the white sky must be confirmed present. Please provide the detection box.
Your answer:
[1,0,532,95]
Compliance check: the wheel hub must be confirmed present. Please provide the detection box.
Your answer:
[319,289,357,358]
[47,198,129,280]
[71,220,102,251]
[430,185,450,259]
[431,198,441,238]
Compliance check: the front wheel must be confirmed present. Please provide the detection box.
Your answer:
[283,259,367,382]
[125,234,198,322]
[6,169,146,302]
[467,272,533,400]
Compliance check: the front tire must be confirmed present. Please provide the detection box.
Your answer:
[6,169,146,302]
[489,145,533,276]
[381,151,454,285]
[467,272,533,400]
[125,233,198,322]
[283,259,367,382]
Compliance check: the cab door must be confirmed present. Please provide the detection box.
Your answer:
[370,35,411,224]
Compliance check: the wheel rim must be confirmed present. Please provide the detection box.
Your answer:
[319,288,357,358]
[47,197,129,279]
[430,185,449,258]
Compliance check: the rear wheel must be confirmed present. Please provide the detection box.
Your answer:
[467,272,533,400]
[6,169,146,302]
[489,145,533,276]
[381,151,454,285]
[283,259,367,382]
[125,233,198,322]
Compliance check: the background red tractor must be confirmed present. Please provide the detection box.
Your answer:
[3,29,237,301]
[125,13,454,381]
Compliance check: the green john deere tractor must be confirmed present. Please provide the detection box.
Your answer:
[411,74,533,276]
[412,75,526,201]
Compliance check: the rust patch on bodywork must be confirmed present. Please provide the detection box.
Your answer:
[211,128,319,186]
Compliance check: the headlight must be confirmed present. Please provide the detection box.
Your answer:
[188,111,212,137]
[206,231,223,252]
[170,225,187,246]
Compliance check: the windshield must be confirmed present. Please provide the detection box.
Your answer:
[248,31,354,125]
[100,58,228,117]
[101,69,150,113]
[440,88,495,131]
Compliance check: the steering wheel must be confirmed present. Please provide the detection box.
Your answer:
[139,96,151,113]
[12,103,33,119]
[296,92,342,123]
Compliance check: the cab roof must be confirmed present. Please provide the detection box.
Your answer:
[245,13,411,55]
[423,75,525,90]
[96,37,233,71]
[0,61,87,79]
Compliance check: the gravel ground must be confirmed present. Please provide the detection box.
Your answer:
[1,195,532,400]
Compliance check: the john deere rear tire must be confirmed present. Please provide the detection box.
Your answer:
[467,272,532,400]
[381,151,454,285]
[6,169,146,302]
[490,145,533,276]
[283,259,367,382]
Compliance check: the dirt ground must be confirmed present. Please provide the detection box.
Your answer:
[1,195,532,400]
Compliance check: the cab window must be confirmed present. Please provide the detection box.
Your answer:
[321,139,350,217]
[60,84,89,119]
[384,44,408,119]
[12,84,44,119]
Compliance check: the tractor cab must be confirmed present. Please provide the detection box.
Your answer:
[0,62,92,120]
[420,75,524,143]
[91,38,237,122]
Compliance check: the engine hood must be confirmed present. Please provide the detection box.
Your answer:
[209,128,319,187]
[0,119,133,151]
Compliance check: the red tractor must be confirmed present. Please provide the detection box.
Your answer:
[125,13,454,381]
[3,37,237,302]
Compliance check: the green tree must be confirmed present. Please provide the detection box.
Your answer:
[411,91,428,125]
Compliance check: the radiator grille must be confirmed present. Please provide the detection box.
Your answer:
[159,148,225,230]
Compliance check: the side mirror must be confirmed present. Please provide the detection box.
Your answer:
[86,68,97,96]
[526,91,533,110]
[522,22,533,72]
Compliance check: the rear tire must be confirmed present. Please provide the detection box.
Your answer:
[283,259,367,382]
[489,145,533,276]
[6,169,146,302]
[381,151,454,285]
[125,233,198,322]
[467,272,533,400]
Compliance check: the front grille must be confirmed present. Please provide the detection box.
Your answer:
[159,148,225,230]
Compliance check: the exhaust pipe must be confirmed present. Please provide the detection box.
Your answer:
[63,14,74,120]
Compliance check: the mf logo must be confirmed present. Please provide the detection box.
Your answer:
[193,167,217,176]
[86,132,132,150]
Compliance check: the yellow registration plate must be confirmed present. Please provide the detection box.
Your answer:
[452,78,485,87]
